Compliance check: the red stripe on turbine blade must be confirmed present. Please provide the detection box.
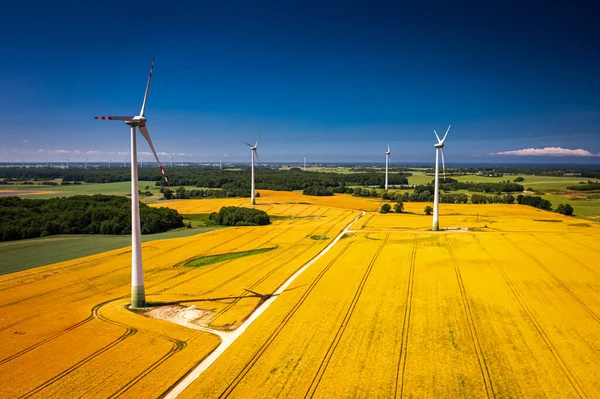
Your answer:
[108,116,112,120]
[94,116,98,119]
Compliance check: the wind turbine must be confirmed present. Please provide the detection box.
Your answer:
[169,154,173,168]
[140,157,143,168]
[244,134,261,205]
[304,156,306,171]
[65,157,70,169]
[123,156,127,168]
[385,145,391,190]
[84,158,88,170]
[181,157,184,167]
[94,57,169,309]
[108,158,112,169]
[432,124,451,231]
[219,156,223,170]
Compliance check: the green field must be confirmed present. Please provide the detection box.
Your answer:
[185,247,277,267]
[0,181,160,199]
[0,226,221,276]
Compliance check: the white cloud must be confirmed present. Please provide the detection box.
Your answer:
[37,149,45,152]
[495,147,598,157]
[22,140,28,144]
[56,149,70,153]
[87,150,99,154]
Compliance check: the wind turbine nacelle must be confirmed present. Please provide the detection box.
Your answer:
[434,143,444,148]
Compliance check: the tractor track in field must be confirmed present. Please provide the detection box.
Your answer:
[157,207,325,295]
[530,235,600,279]
[502,235,600,326]
[197,207,329,297]
[473,236,588,399]
[445,236,495,399]
[563,234,600,256]
[217,242,355,398]
[395,235,419,398]
[208,211,355,324]
[0,207,328,366]
[304,234,389,398]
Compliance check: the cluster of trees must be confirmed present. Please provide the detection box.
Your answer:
[556,203,574,216]
[380,202,405,214]
[516,195,552,210]
[209,206,270,226]
[303,186,334,196]
[514,176,525,182]
[0,195,184,241]
[162,186,251,200]
[437,179,524,193]
[566,182,600,191]
[471,193,516,204]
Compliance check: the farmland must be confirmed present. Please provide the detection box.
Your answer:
[1,191,599,398]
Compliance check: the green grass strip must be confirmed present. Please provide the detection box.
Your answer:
[185,246,277,267]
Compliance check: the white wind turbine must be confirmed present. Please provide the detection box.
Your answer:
[244,134,261,205]
[432,124,451,231]
[304,156,306,171]
[169,154,173,168]
[140,157,144,168]
[84,158,88,170]
[65,157,70,169]
[385,145,391,190]
[108,158,112,169]
[94,57,169,308]
[219,156,223,170]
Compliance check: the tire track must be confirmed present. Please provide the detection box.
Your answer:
[395,235,419,398]
[473,236,587,399]
[445,235,495,399]
[218,241,355,398]
[530,235,600,279]
[304,234,389,398]
[208,211,354,323]
[502,235,600,325]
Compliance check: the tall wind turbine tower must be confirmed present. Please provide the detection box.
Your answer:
[108,158,112,169]
[94,57,169,308]
[244,134,261,205]
[304,157,306,171]
[65,157,70,169]
[169,154,173,168]
[219,156,223,170]
[123,156,127,168]
[432,124,451,231]
[140,157,144,168]
[84,158,88,170]
[385,145,391,190]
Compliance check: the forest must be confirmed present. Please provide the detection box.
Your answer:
[0,195,184,241]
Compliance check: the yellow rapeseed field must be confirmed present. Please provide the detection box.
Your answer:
[2,190,600,398]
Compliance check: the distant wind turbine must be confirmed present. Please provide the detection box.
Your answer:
[84,158,88,170]
[169,154,173,168]
[385,145,390,190]
[304,156,306,171]
[244,134,261,205]
[432,124,451,231]
[94,57,169,308]
[65,157,70,169]
[219,156,223,170]
[123,156,127,168]
[108,158,112,169]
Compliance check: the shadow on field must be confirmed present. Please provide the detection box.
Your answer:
[147,285,306,307]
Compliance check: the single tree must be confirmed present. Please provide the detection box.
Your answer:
[380,203,391,214]
[424,205,433,215]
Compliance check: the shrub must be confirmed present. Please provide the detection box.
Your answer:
[394,202,404,213]
[380,204,391,214]
[424,205,433,215]
[514,177,525,182]
[556,203,574,216]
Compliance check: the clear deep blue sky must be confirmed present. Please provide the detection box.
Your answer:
[1,0,599,164]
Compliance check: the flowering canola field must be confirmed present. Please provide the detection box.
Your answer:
[1,190,599,398]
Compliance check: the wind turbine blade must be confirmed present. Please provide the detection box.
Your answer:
[387,144,390,153]
[94,116,134,121]
[243,142,254,147]
[441,124,451,144]
[434,130,441,143]
[140,57,155,117]
[255,133,261,148]
[440,148,446,181]
[254,150,260,165]
[139,125,169,185]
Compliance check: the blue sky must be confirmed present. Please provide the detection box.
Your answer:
[1,0,599,164]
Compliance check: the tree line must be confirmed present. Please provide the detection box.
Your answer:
[0,195,184,241]
[209,206,270,226]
